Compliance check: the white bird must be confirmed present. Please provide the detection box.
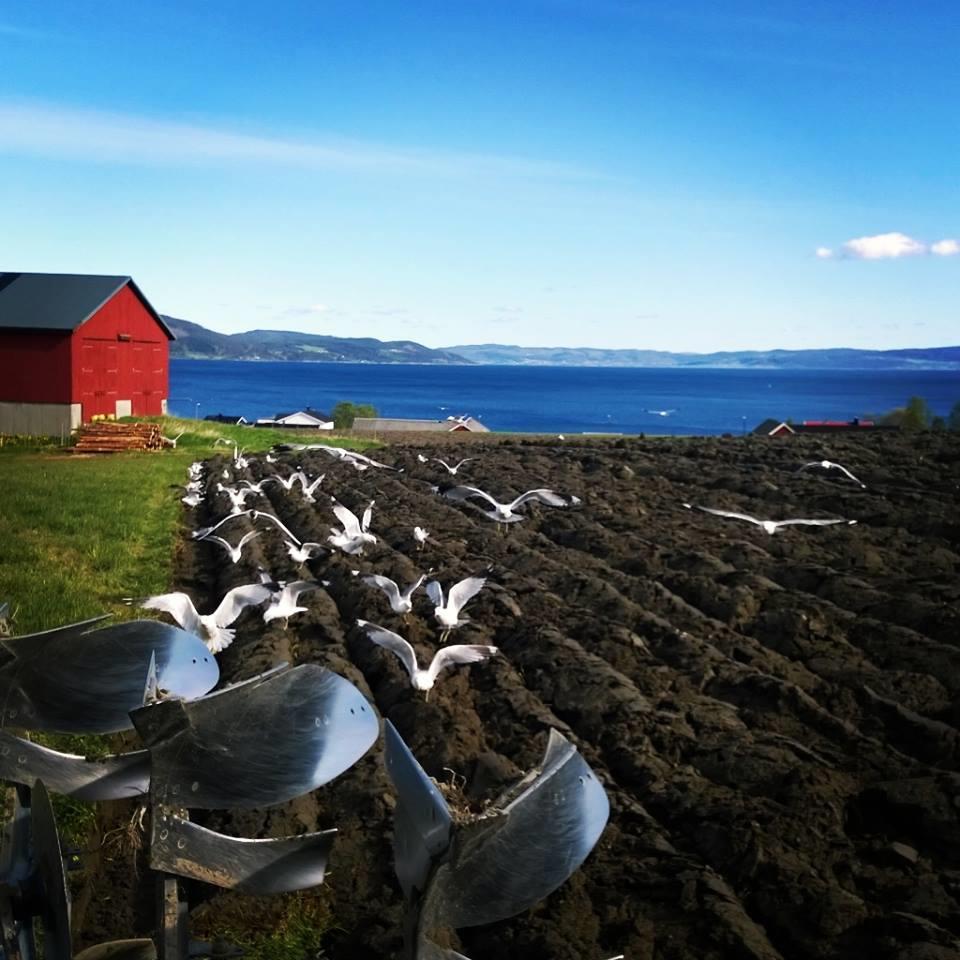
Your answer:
[265,453,277,464]
[263,580,318,625]
[425,575,486,641]
[413,526,430,550]
[442,485,569,523]
[647,409,676,417]
[357,620,498,698]
[251,510,302,547]
[238,478,278,494]
[796,459,866,488]
[417,454,429,463]
[285,540,326,563]
[191,511,250,541]
[181,492,203,508]
[141,585,273,653]
[275,470,305,491]
[432,457,476,475]
[299,473,326,502]
[682,503,856,535]
[327,499,377,555]
[204,530,261,564]
[162,431,185,448]
[188,461,203,478]
[360,573,427,615]
[217,483,260,514]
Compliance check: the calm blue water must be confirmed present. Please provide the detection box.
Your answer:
[169,360,960,436]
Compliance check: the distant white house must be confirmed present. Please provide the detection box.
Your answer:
[255,407,334,430]
[352,414,489,433]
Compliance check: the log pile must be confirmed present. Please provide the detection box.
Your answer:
[73,422,165,453]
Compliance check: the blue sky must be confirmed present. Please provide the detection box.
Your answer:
[1,0,958,351]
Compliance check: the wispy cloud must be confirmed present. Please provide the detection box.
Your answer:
[816,232,960,260]
[0,99,595,181]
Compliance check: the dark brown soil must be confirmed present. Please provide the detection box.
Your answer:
[79,432,960,959]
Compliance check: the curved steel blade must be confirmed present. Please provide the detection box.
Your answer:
[131,663,378,809]
[30,780,73,960]
[0,620,219,733]
[73,940,157,960]
[0,731,150,801]
[151,813,335,894]
[429,728,609,928]
[384,720,452,898]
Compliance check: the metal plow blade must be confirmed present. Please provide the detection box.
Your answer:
[384,724,609,959]
[0,619,219,733]
[131,663,378,809]
[0,730,150,801]
[73,940,157,960]
[30,780,74,960]
[150,814,336,894]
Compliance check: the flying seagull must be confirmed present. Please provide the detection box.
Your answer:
[263,580,319,626]
[425,575,486,642]
[191,511,251,540]
[432,457,476,475]
[357,620,498,699]
[203,530,261,564]
[796,459,866,488]
[359,573,427,615]
[328,499,377,555]
[683,503,856,535]
[285,540,326,563]
[140,584,273,653]
[413,526,430,550]
[251,510,302,547]
[442,485,569,523]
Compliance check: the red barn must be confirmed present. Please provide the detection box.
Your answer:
[0,272,174,435]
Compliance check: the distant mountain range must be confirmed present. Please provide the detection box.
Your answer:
[163,317,467,364]
[165,317,960,369]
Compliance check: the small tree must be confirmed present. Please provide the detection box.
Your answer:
[949,400,960,432]
[901,396,932,432]
[332,401,377,430]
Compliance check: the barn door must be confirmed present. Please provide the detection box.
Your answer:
[77,339,118,421]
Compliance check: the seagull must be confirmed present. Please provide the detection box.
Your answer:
[191,511,251,541]
[328,499,377,555]
[251,510,302,547]
[285,540,326,563]
[796,459,866,488]
[442,486,569,523]
[263,580,318,626]
[162,431,185,448]
[298,473,326,503]
[357,620,498,699]
[683,503,856,535]
[217,483,260,514]
[413,526,430,550]
[181,492,203,508]
[203,530,261,564]
[647,409,676,417]
[417,453,429,463]
[432,457,476,475]
[141,585,273,653]
[359,573,427,615]
[238,478,278,494]
[425,575,486,641]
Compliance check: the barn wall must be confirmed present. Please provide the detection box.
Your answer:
[71,284,170,420]
[0,401,81,437]
[0,330,73,403]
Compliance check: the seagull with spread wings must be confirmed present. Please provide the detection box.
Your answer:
[432,457,476,475]
[140,584,273,653]
[683,503,856,535]
[328,499,377,555]
[442,485,569,523]
[357,620,498,699]
[425,575,486,642]
[359,572,427,616]
[796,459,866,488]
[203,530,261,564]
[263,580,319,626]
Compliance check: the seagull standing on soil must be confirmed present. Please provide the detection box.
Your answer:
[425,575,486,642]
[203,530,261,564]
[442,485,569,523]
[181,490,203,507]
[413,526,430,550]
[357,620,498,699]
[796,459,866,488]
[140,585,273,653]
[683,503,856,535]
[263,580,319,626]
[359,573,427,616]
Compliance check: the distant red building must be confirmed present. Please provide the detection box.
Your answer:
[0,272,173,435]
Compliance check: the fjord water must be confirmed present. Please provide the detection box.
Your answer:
[170,359,960,436]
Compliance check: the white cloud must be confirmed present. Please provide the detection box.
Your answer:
[815,246,834,259]
[842,232,926,260]
[931,238,960,256]
[0,99,593,181]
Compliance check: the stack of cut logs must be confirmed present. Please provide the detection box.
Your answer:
[73,422,166,453]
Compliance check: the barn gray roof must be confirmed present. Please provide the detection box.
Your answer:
[0,272,173,338]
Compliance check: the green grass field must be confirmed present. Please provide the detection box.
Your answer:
[0,417,375,634]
